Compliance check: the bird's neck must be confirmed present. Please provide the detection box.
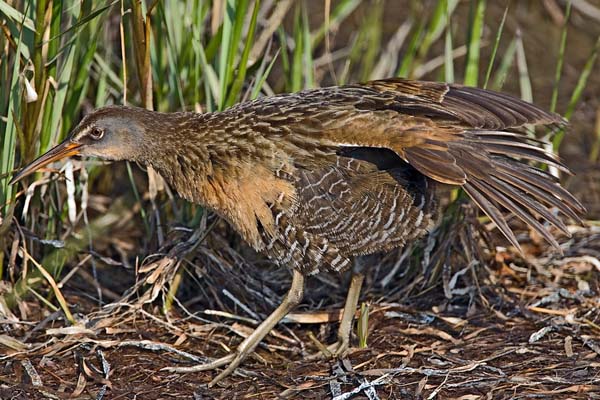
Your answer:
[137,111,210,175]
[137,110,259,202]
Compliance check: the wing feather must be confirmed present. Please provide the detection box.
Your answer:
[314,78,584,250]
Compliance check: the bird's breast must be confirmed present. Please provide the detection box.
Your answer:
[168,158,298,250]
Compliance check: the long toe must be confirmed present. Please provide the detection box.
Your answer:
[332,337,350,357]
[161,351,251,387]
[161,353,236,373]
[307,338,350,360]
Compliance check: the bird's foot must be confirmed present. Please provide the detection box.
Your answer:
[162,270,306,387]
[161,351,249,387]
[307,336,350,360]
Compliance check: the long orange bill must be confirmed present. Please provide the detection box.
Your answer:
[9,140,82,185]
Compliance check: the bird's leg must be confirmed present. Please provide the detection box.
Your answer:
[164,269,305,387]
[334,271,365,355]
[309,271,365,359]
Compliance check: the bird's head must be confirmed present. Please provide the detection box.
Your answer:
[10,106,150,184]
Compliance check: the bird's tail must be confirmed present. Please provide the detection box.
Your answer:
[402,127,585,251]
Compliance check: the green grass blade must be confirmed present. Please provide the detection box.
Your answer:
[277,26,292,89]
[225,0,259,107]
[397,21,424,78]
[291,5,303,92]
[491,37,516,90]
[0,1,36,32]
[356,1,382,82]
[45,19,80,151]
[301,2,314,88]
[218,0,233,109]
[225,0,249,87]
[218,0,249,110]
[483,5,508,89]
[553,35,600,150]
[420,0,459,61]
[444,0,454,83]
[550,0,572,113]
[44,0,117,44]
[1,5,27,212]
[464,0,485,86]
[590,110,600,162]
[515,29,532,103]
[251,49,279,100]
[195,40,219,112]
[358,302,369,348]
[1,19,31,59]
[38,1,65,155]
[94,53,124,91]
[63,7,103,129]
[94,64,109,107]
[157,4,186,110]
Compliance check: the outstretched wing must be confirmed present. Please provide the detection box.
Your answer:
[292,78,585,251]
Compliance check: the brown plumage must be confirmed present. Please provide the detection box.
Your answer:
[11,78,585,385]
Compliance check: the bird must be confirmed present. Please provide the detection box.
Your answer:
[11,78,585,386]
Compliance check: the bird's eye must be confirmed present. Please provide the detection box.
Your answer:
[89,127,104,140]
